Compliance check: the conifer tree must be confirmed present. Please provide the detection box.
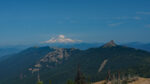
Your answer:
[75,65,87,84]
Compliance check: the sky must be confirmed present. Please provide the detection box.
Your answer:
[0,0,150,46]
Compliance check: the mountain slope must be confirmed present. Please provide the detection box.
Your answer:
[0,46,55,83]
[25,41,150,84]
[93,77,150,84]
[1,41,150,84]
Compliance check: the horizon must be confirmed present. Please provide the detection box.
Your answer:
[0,0,150,46]
[0,39,150,48]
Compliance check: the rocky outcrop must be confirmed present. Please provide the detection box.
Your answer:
[103,40,117,48]
[29,48,77,73]
[40,48,70,63]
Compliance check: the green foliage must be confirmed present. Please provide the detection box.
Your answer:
[122,80,128,84]
[66,80,75,84]
[37,81,43,84]
[49,80,52,84]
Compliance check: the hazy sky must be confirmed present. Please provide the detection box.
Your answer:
[0,0,150,46]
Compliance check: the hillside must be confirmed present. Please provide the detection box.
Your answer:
[0,41,150,84]
[93,77,150,84]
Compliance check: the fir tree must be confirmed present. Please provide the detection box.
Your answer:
[75,65,87,84]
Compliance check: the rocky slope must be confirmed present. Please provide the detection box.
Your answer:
[29,48,78,73]
[93,77,150,84]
